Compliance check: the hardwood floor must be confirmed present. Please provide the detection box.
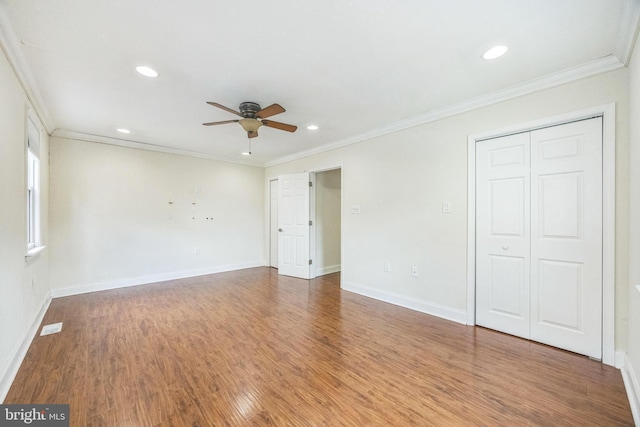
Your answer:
[5,267,633,426]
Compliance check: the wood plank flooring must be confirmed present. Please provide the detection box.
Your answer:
[5,267,633,426]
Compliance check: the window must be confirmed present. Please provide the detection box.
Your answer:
[26,116,41,251]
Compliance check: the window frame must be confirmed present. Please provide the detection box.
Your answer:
[26,113,42,254]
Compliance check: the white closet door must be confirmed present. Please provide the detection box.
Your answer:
[476,132,531,339]
[476,118,603,359]
[530,118,603,359]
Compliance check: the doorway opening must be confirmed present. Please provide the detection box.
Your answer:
[269,168,342,280]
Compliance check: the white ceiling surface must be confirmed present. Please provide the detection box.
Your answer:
[1,0,637,166]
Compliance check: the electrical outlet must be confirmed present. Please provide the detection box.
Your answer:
[384,262,391,272]
[411,266,419,277]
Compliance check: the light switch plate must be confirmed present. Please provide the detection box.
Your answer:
[441,202,451,214]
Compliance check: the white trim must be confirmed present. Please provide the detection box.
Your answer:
[342,281,467,325]
[614,0,640,66]
[0,292,52,403]
[24,244,46,264]
[466,137,477,326]
[265,57,623,168]
[466,103,616,366]
[621,352,640,426]
[51,129,264,167]
[50,261,264,298]
[309,172,317,279]
[601,103,617,366]
[315,265,341,276]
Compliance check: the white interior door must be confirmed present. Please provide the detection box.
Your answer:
[529,118,603,358]
[476,118,603,359]
[278,172,310,279]
[476,132,531,339]
[270,179,278,267]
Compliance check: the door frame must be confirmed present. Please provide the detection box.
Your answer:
[466,103,616,366]
[310,167,343,278]
[269,178,279,268]
[266,165,343,281]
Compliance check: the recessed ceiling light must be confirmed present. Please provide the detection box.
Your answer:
[117,128,131,134]
[307,125,319,130]
[241,152,251,156]
[136,65,158,77]
[482,45,509,60]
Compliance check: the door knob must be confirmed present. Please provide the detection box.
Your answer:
[278,228,283,232]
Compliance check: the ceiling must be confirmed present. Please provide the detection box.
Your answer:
[0,0,638,166]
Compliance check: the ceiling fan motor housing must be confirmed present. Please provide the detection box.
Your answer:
[239,102,261,118]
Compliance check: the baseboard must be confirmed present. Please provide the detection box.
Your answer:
[316,264,341,276]
[51,260,266,298]
[0,291,52,403]
[342,281,467,325]
[621,352,640,426]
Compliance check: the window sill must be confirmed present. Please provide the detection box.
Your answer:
[25,245,46,263]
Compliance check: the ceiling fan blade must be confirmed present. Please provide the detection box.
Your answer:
[206,102,243,117]
[202,119,239,126]
[248,130,259,138]
[261,120,297,133]
[256,103,285,119]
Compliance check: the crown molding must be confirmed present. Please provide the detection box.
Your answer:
[615,0,640,65]
[0,3,53,133]
[51,129,264,167]
[265,55,624,168]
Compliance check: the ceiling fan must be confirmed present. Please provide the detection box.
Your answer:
[203,101,297,138]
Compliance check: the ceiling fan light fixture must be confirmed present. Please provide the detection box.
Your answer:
[239,118,262,133]
[482,45,509,60]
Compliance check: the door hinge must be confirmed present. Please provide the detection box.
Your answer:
[309,181,313,187]
[309,220,313,226]
[309,259,313,265]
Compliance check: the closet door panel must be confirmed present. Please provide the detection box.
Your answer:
[476,133,531,339]
[530,118,603,359]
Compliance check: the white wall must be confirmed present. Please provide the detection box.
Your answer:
[625,28,640,422]
[315,169,341,275]
[49,138,265,295]
[266,68,630,332]
[0,47,50,400]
